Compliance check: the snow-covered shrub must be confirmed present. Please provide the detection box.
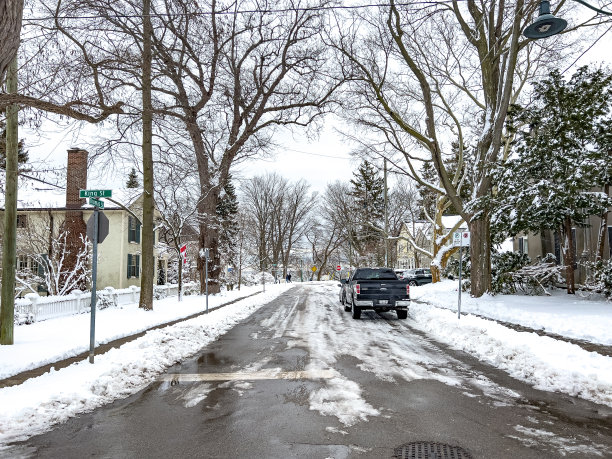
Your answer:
[443,251,470,280]
[490,251,530,294]
[239,271,274,286]
[153,285,169,300]
[183,282,200,296]
[97,287,119,309]
[508,253,563,296]
[582,259,612,301]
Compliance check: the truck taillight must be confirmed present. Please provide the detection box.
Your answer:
[355,284,360,294]
[406,284,410,295]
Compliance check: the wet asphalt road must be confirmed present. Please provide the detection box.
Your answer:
[7,284,612,458]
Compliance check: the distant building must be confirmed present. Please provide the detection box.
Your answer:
[0,148,169,294]
[396,216,466,270]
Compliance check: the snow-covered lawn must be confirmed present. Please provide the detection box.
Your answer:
[410,280,612,345]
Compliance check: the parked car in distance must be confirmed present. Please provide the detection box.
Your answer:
[401,268,432,286]
[339,267,410,320]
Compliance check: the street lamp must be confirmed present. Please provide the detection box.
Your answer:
[524,0,612,39]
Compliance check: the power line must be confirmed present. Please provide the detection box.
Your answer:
[24,1,464,22]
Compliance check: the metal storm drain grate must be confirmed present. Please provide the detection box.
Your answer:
[393,442,473,459]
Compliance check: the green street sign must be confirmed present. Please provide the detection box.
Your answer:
[89,197,104,209]
[80,189,112,198]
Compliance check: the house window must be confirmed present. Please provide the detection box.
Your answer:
[127,254,140,278]
[518,236,529,255]
[30,257,40,275]
[16,214,27,228]
[128,216,141,243]
[17,255,28,271]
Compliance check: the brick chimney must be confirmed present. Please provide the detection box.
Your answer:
[66,148,88,209]
[62,148,89,291]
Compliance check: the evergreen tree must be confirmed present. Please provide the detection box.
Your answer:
[216,175,239,285]
[416,160,437,221]
[348,160,385,264]
[0,120,29,172]
[126,167,140,188]
[492,66,612,294]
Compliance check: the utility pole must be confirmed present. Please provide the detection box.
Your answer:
[384,159,389,267]
[1,57,18,345]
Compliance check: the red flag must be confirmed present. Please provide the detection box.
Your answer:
[180,243,187,265]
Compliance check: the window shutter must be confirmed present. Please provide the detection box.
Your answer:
[136,221,141,243]
[135,255,140,278]
[127,254,133,278]
[128,216,133,242]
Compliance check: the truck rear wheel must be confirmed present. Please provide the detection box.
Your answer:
[351,301,361,319]
[396,310,408,319]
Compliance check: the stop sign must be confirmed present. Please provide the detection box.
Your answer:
[336,265,341,271]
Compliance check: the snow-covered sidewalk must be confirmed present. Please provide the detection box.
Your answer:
[0,283,292,446]
[410,280,612,346]
[0,284,284,380]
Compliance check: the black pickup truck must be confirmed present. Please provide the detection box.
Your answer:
[338,268,410,320]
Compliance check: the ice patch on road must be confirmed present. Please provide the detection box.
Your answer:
[509,425,610,457]
[309,377,379,426]
[180,383,214,407]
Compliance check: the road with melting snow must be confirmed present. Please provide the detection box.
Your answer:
[10,283,612,458]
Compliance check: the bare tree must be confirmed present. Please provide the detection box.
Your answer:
[14,213,92,296]
[306,182,347,280]
[240,172,315,277]
[0,0,23,84]
[146,0,338,293]
[329,0,608,296]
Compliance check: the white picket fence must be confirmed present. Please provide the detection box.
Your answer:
[14,283,198,324]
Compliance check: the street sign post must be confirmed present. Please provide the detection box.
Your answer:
[88,207,99,363]
[80,189,112,198]
[203,249,210,313]
[454,231,470,320]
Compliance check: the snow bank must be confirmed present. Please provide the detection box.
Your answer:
[411,280,612,346]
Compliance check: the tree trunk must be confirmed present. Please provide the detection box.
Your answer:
[0,0,23,83]
[199,193,221,294]
[596,183,610,261]
[562,217,576,294]
[1,57,18,344]
[469,216,492,298]
[138,0,154,310]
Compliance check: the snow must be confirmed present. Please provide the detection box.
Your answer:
[410,280,612,345]
[0,280,611,450]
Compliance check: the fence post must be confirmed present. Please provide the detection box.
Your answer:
[130,285,139,303]
[72,290,83,314]
[25,293,39,322]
